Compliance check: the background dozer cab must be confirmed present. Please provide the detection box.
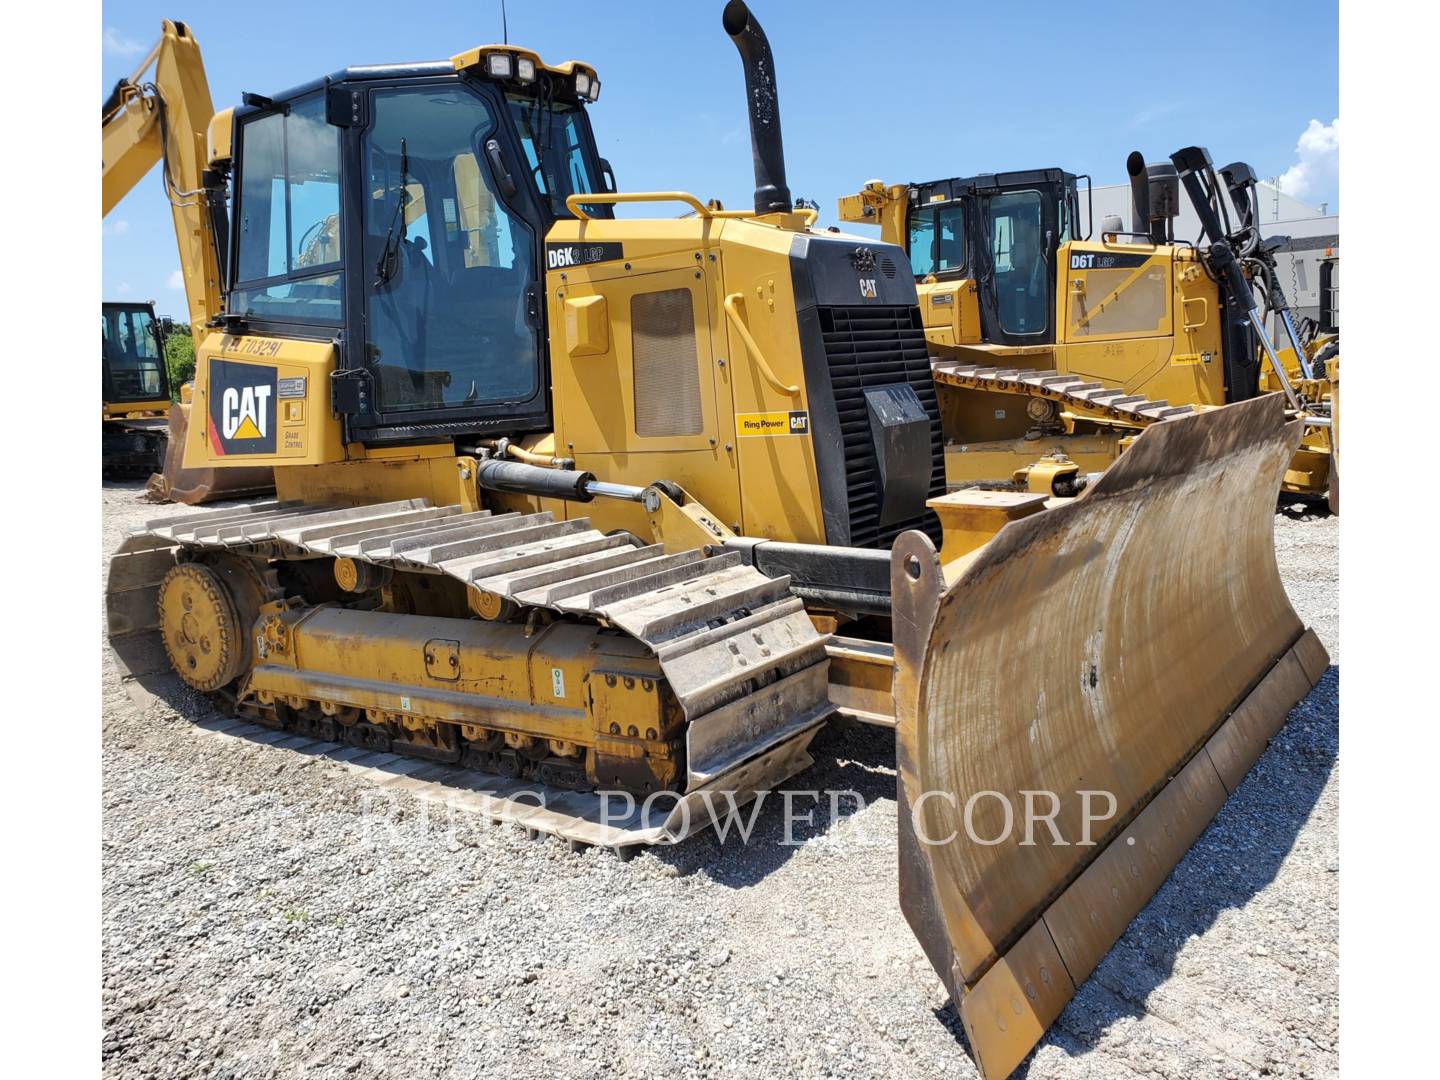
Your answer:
[102,22,274,505]
[839,151,1338,510]
[102,300,173,479]
[103,5,1325,1076]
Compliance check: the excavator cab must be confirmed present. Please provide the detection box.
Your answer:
[217,50,614,448]
[102,301,171,409]
[101,300,177,481]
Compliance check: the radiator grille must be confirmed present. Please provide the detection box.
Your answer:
[818,305,945,549]
[632,289,703,437]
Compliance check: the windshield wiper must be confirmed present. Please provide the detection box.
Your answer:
[374,138,410,288]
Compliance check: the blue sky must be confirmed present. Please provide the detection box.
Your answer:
[103,0,1338,319]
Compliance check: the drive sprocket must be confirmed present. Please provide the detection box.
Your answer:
[157,562,245,692]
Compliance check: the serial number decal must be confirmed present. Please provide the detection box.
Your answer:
[545,242,625,270]
[277,376,308,399]
[220,335,284,357]
[737,410,810,437]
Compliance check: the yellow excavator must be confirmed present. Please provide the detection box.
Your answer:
[102,299,174,479]
[103,30,273,504]
[103,7,1326,1077]
[840,156,1338,512]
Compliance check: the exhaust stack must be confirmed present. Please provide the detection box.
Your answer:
[722,1,792,215]
[1127,151,1181,243]
[1126,150,1152,240]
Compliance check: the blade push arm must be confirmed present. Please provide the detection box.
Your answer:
[837,180,909,247]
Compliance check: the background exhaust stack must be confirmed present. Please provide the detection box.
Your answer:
[1145,162,1180,243]
[723,1,792,215]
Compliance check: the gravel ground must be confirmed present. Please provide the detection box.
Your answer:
[102,482,1338,1080]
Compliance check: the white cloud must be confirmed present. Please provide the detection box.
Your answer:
[1277,118,1338,202]
[117,282,133,295]
[167,270,185,290]
[1127,100,1182,131]
[103,27,146,57]
[103,219,130,237]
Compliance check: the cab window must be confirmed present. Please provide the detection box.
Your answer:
[232,93,344,323]
[507,96,611,218]
[363,85,539,413]
[989,191,1046,335]
[907,204,965,277]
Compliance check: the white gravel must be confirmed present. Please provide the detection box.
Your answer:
[102,481,1338,1080]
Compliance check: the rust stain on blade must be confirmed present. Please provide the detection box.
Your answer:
[891,394,1323,1079]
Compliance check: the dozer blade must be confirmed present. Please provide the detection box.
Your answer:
[890,393,1327,1080]
[146,400,274,505]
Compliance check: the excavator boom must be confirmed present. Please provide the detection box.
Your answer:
[101,21,272,503]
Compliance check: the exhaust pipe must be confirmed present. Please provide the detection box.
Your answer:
[722,1,792,215]
[1126,150,1151,241]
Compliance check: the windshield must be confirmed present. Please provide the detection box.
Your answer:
[506,95,609,218]
[989,191,1047,336]
[102,307,169,402]
[363,85,539,414]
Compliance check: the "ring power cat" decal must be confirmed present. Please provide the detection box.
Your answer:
[736,410,810,437]
[207,359,277,455]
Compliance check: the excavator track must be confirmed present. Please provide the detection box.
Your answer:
[930,359,1198,427]
[106,501,833,848]
[101,419,170,481]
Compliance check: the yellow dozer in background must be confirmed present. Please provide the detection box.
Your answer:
[103,6,1326,1076]
[840,154,1338,512]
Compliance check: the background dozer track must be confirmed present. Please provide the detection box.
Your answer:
[890,393,1327,1079]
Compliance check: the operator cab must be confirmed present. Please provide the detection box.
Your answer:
[219,46,615,445]
[905,168,1081,346]
[102,301,172,404]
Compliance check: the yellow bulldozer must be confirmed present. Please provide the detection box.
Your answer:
[840,155,1338,512]
[103,6,1326,1077]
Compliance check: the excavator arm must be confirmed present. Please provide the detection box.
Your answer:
[102,20,223,348]
[102,21,270,505]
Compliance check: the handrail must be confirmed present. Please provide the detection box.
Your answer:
[723,293,800,396]
[565,190,757,221]
[565,191,814,226]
